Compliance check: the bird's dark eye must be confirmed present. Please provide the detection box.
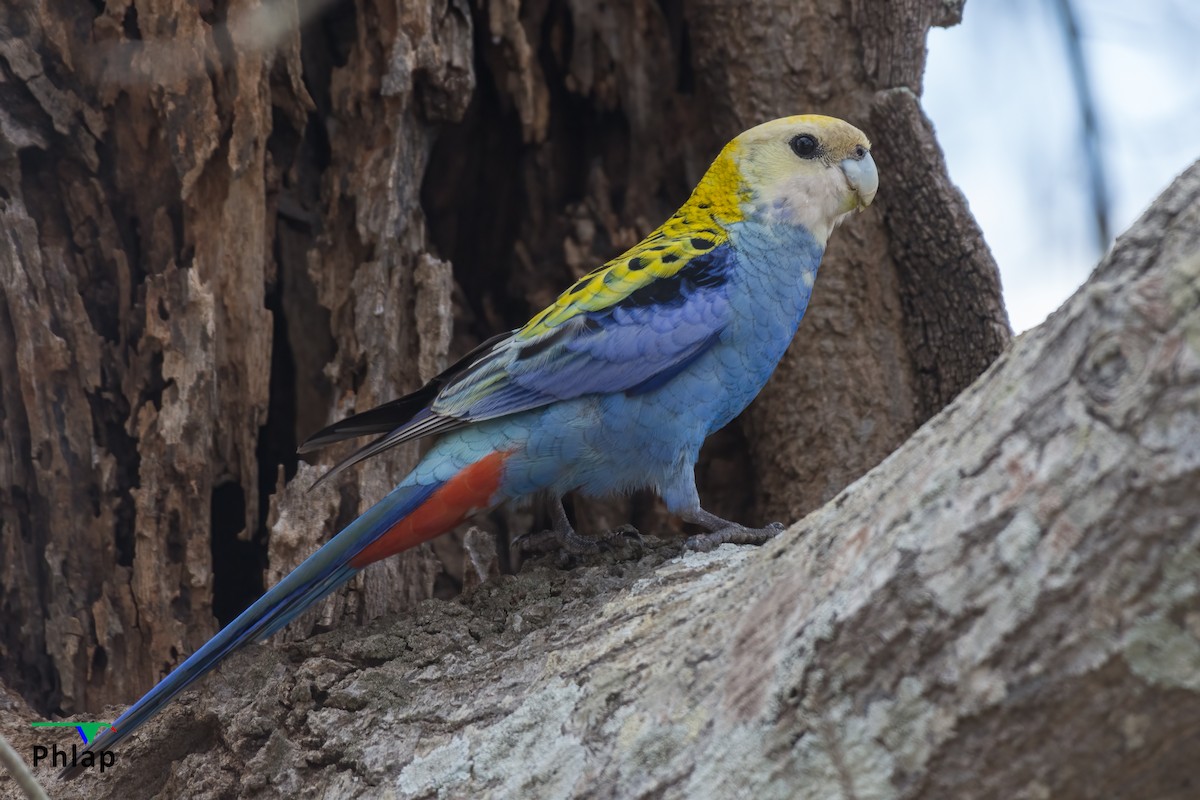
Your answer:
[789,134,819,159]
[853,144,868,160]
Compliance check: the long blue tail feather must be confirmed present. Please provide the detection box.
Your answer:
[59,480,438,779]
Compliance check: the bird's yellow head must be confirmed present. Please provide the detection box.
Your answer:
[692,115,877,246]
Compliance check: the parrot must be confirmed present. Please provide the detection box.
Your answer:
[61,114,876,778]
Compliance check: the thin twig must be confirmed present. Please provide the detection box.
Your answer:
[0,731,50,800]
[1053,0,1113,250]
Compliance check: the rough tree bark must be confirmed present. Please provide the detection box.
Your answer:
[0,0,469,717]
[0,0,1006,728]
[4,153,1197,800]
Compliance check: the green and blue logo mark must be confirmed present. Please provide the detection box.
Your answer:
[29,721,117,773]
[30,721,112,744]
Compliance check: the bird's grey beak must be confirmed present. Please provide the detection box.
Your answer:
[840,151,878,209]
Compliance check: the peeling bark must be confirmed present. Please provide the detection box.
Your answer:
[5,157,1197,800]
[0,0,471,716]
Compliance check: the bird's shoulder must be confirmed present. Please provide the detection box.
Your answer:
[518,207,738,339]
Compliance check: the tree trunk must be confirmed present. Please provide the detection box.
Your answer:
[5,156,1197,800]
[0,0,1006,721]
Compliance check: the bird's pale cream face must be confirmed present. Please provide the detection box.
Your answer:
[730,115,877,245]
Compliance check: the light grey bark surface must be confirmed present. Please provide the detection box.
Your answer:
[4,163,1198,799]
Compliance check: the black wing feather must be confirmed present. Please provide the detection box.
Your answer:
[297,330,514,454]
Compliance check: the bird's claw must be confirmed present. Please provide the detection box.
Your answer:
[514,523,643,559]
[684,521,784,552]
[513,526,601,556]
[601,523,644,549]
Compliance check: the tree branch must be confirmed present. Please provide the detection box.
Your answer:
[12,160,1200,800]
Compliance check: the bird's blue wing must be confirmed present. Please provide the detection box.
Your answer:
[433,242,736,418]
[301,239,737,482]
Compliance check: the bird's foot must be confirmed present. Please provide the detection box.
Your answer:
[601,523,644,548]
[513,498,601,557]
[515,498,647,566]
[515,522,643,557]
[513,525,603,556]
[683,518,786,552]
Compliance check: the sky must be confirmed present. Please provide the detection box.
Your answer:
[924,0,1200,332]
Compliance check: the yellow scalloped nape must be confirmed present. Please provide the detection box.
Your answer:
[519,144,749,339]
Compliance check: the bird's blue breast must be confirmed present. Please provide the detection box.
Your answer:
[580,223,824,486]
[648,221,824,433]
